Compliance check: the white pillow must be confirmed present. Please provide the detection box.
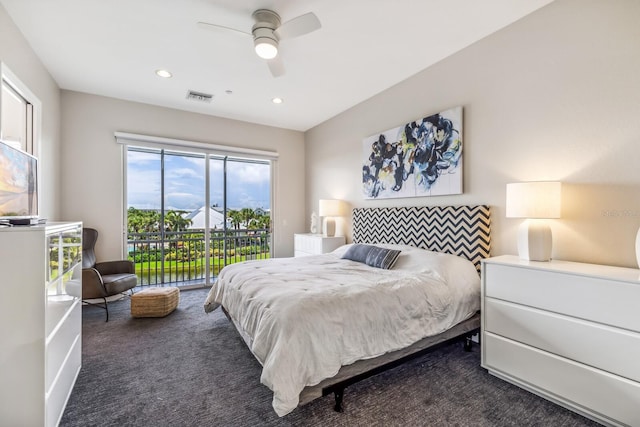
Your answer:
[337,243,479,290]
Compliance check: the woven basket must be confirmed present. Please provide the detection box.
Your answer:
[131,287,180,318]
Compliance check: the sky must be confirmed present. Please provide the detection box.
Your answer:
[126,149,270,213]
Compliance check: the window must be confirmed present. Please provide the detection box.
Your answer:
[120,134,275,288]
[0,63,38,154]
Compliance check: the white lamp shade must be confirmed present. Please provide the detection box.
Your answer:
[506,182,561,219]
[318,199,345,217]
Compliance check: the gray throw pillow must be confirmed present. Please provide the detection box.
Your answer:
[341,244,401,269]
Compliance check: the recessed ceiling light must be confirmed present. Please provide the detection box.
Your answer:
[272,97,283,104]
[155,69,172,78]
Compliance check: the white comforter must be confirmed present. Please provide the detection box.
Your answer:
[204,244,480,416]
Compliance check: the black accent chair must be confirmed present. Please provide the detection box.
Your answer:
[82,227,137,321]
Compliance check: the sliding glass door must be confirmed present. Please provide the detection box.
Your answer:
[126,146,271,288]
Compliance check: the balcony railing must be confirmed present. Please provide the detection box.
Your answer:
[127,228,271,287]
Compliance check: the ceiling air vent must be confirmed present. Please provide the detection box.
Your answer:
[186,90,213,103]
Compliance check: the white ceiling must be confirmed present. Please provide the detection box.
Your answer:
[1,0,553,132]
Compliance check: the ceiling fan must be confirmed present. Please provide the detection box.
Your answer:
[198,9,321,77]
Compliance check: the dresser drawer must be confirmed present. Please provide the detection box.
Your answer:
[485,298,640,383]
[46,332,81,427]
[484,263,640,332]
[46,300,81,392]
[485,333,640,427]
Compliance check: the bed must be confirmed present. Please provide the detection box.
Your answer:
[204,205,491,416]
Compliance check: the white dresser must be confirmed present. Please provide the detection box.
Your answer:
[0,222,83,426]
[294,233,345,257]
[481,255,640,427]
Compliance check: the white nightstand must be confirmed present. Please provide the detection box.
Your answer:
[294,233,345,257]
[481,255,640,427]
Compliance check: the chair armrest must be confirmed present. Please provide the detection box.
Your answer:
[82,268,108,299]
[95,260,135,275]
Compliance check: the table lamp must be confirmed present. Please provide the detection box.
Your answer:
[506,182,561,261]
[318,199,345,237]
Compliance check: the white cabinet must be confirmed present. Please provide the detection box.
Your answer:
[294,233,345,257]
[0,222,83,427]
[481,255,640,427]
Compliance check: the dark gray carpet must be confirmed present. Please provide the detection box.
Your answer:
[60,288,600,427]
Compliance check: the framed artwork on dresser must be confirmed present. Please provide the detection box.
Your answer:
[362,106,463,199]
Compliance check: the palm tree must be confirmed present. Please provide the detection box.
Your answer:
[127,207,161,234]
[228,210,242,230]
[259,214,271,231]
[239,208,256,229]
[249,213,271,231]
[164,210,191,231]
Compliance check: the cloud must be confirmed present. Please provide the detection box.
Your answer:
[127,150,270,211]
[227,162,270,184]
[165,191,204,211]
[128,169,160,194]
[127,150,159,165]
[165,167,200,180]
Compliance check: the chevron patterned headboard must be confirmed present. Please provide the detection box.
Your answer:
[352,205,491,273]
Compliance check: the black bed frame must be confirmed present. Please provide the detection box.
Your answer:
[327,331,479,412]
[300,313,480,412]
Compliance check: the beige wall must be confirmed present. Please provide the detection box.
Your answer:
[60,91,305,259]
[305,0,640,268]
[0,4,62,220]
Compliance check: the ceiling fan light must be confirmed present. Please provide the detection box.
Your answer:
[254,37,278,59]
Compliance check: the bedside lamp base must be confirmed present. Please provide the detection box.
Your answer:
[517,219,552,261]
[323,217,336,237]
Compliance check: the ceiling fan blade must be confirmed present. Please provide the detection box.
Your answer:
[197,21,251,37]
[274,12,321,40]
[267,56,285,77]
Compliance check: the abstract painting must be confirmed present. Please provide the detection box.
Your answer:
[362,106,463,199]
